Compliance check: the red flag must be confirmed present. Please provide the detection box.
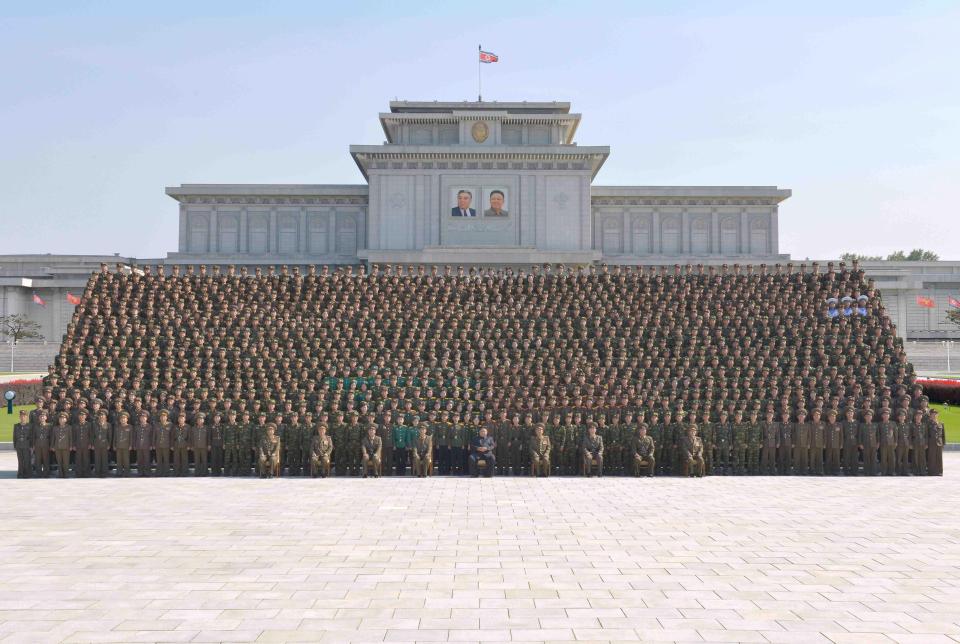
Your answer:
[32,293,46,307]
[66,292,81,306]
[479,50,499,63]
[916,295,935,308]
[949,296,960,309]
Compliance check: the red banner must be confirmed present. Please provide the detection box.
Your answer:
[916,295,935,308]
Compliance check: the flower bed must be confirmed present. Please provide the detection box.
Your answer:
[917,377,960,405]
[1,378,43,405]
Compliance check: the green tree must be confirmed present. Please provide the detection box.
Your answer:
[840,253,882,262]
[948,309,960,329]
[0,314,44,372]
[887,248,940,261]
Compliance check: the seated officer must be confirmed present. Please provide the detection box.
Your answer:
[258,423,281,478]
[469,426,496,477]
[580,422,604,477]
[631,423,656,477]
[528,423,551,477]
[361,425,382,478]
[411,425,433,477]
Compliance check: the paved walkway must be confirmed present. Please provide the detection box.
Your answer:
[1,453,958,643]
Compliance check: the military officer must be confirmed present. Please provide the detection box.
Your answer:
[631,423,656,477]
[792,409,810,475]
[13,409,33,478]
[926,409,944,476]
[808,409,825,476]
[681,424,705,477]
[411,425,433,477]
[877,408,897,476]
[732,410,749,475]
[529,423,551,477]
[580,422,604,477]
[209,412,225,476]
[310,423,334,478]
[113,410,134,476]
[760,410,778,475]
[134,410,153,476]
[190,413,210,476]
[258,423,281,478]
[824,409,842,475]
[92,410,113,477]
[32,410,51,478]
[894,409,910,475]
[841,407,860,476]
[154,409,172,476]
[73,408,93,478]
[172,413,191,476]
[859,408,878,476]
[51,411,73,478]
[362,425,382,478]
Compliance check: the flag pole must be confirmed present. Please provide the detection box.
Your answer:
[477,44,482,101]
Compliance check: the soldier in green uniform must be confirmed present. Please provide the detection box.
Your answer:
[300,412,315,476]
[548,412,565,477]
[670,411,687,476]
[824,409,842,475]
[859,408,878,476]
[391,416,409,476]
[732,410,749,475]
[894,409,910,476]
[681,424,705,477]
[258,423,281,478]
[310,424,334,478]
[13,409,33,478]
[746,410,762,475]
[808,409,825,476]
[450,414,467,475]
[282,412,301,476]
[154,409,172,476]
[715,410,732,475]
[51,412,73,478]
[529,423,551,477]
[223,410,240,476]
[93,410,113,477]
[649,412,664,475]
[631,423,656,477]
[362,425,382,478]
[113,410,134,477]
[792,409,810,475]
[435,411,452,475]
[411,425,433,477]
[134,411,153,476]
[240,411,256,476]
[32,410,51,478]
[926,409,944,476]
[698,412,715,476]
[910,409,927,476]
[580,422,604,477]
[759,409,778,475]
[779,410,794,475]
[209,412,225,476]
[190,413,210,476]
[877,408,897,476]
[172,413,191,476]
[73,409,93,478]
[841,407,860,476]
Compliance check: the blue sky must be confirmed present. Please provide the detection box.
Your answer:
[1,1,958,260]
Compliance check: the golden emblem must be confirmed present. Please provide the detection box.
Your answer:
[471,121,489,143]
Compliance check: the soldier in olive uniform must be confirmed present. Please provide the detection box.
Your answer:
[910,410,927,476]
[52,412,73,478]
[760,410,778,475]
[746,411,762,475]
[13,409,33,478]
[239,411,255,476]
[894,409,910,476]
[841,407,860,476]
[529,423,551,477]
[73,409,93,478]
[134,411,153,476]
[258,423,281,478]
[580,422,604,477]
[209,412,225,476]
[808,409,825,476]
[190,413,210,476]
[362,425,382,478]
[154,410,172,476]
[715,410,732,475]
[310,424,334,478]
[631,423,656,477]
[732,410,749,475]
[926,409,944,476]
[877,408,897,476]
[824,409,842,475]
[283,413,302,477]
[681,424,705,478]
[792,409,810,475]
[172,413,191,476]
[859,408,878,476]
[223,411,240,476]
[699,413,715,475]
[411,425,433,477]
[93,410,112,477]
[777,411,794,475]
[113,410,134,477]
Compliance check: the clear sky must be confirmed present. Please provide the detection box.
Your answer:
[1,1,958,260]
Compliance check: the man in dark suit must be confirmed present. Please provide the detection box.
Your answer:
[451,190,477,217]
[469,426,496,476]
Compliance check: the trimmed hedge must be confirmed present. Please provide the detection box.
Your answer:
[918,377,960,405]
[1,378,42,405]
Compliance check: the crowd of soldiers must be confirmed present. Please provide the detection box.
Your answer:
[12,259,945,479]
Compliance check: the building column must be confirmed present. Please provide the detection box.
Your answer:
[740,207,749,255]
[209,206,218,253]
[681,208,690,255]
[897,291,908,340]
[621,208,630,255]
[652,209,661,255]
[239,207,248,253]
[299,207,307,254]
[268,207,278,255]
[178,205,188,252]
[770,207,779,256]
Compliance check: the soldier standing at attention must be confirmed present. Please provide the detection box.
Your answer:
[529,423,551,477]
[894,409,910,476]
[134,411,153,477]
[824,409,842,475]
[746,410,762,475]
[411,425,433,477]
[877,408,897,476]
[926,409,944,476]
[732,410,749,475]
[910,410,927,476]
[223,411,239,476]
[713,410,731,475]
[32,409,51,478]
[190,413,210,476]
[93,410,112,478]
[777,410,793,475]
[113,410,134,477]
[362,425,382,478]
[154,409,172,476]
[580,422,604,477]
[172,413,191,476]
[52,412,73,478]
[792,409,810,475]
[859,408,878,476]
[240,411,255,476]
[209,412,225,476]
[681,424,705,477]
[258,423,281,478]
[698,412,715,475]
[73,409,93,478]
[808,409,825,476]
[760,409,778,475]
[13,409,33,478]
[841,407,860,476]
[310,424,334,478]
[283,412,302,477]
[631,423,656,477]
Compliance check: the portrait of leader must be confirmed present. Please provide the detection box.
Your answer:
[483,189,509,217]
[451,189,477,217]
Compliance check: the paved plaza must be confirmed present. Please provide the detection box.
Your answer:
[0,452,958,644]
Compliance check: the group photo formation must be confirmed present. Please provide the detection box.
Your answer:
[11,259,946,481]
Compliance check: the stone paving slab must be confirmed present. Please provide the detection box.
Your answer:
[1,453,958,643]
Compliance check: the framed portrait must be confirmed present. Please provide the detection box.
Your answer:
[449,187,480,218]
[482,188,509,218]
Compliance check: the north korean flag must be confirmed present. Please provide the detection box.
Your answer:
[32,293,46,307]
[479,50,499,63]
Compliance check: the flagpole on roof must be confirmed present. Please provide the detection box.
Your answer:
[478,44,482,102]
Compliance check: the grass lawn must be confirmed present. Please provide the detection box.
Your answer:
[932,403,960,443]
[0,405,35,443]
